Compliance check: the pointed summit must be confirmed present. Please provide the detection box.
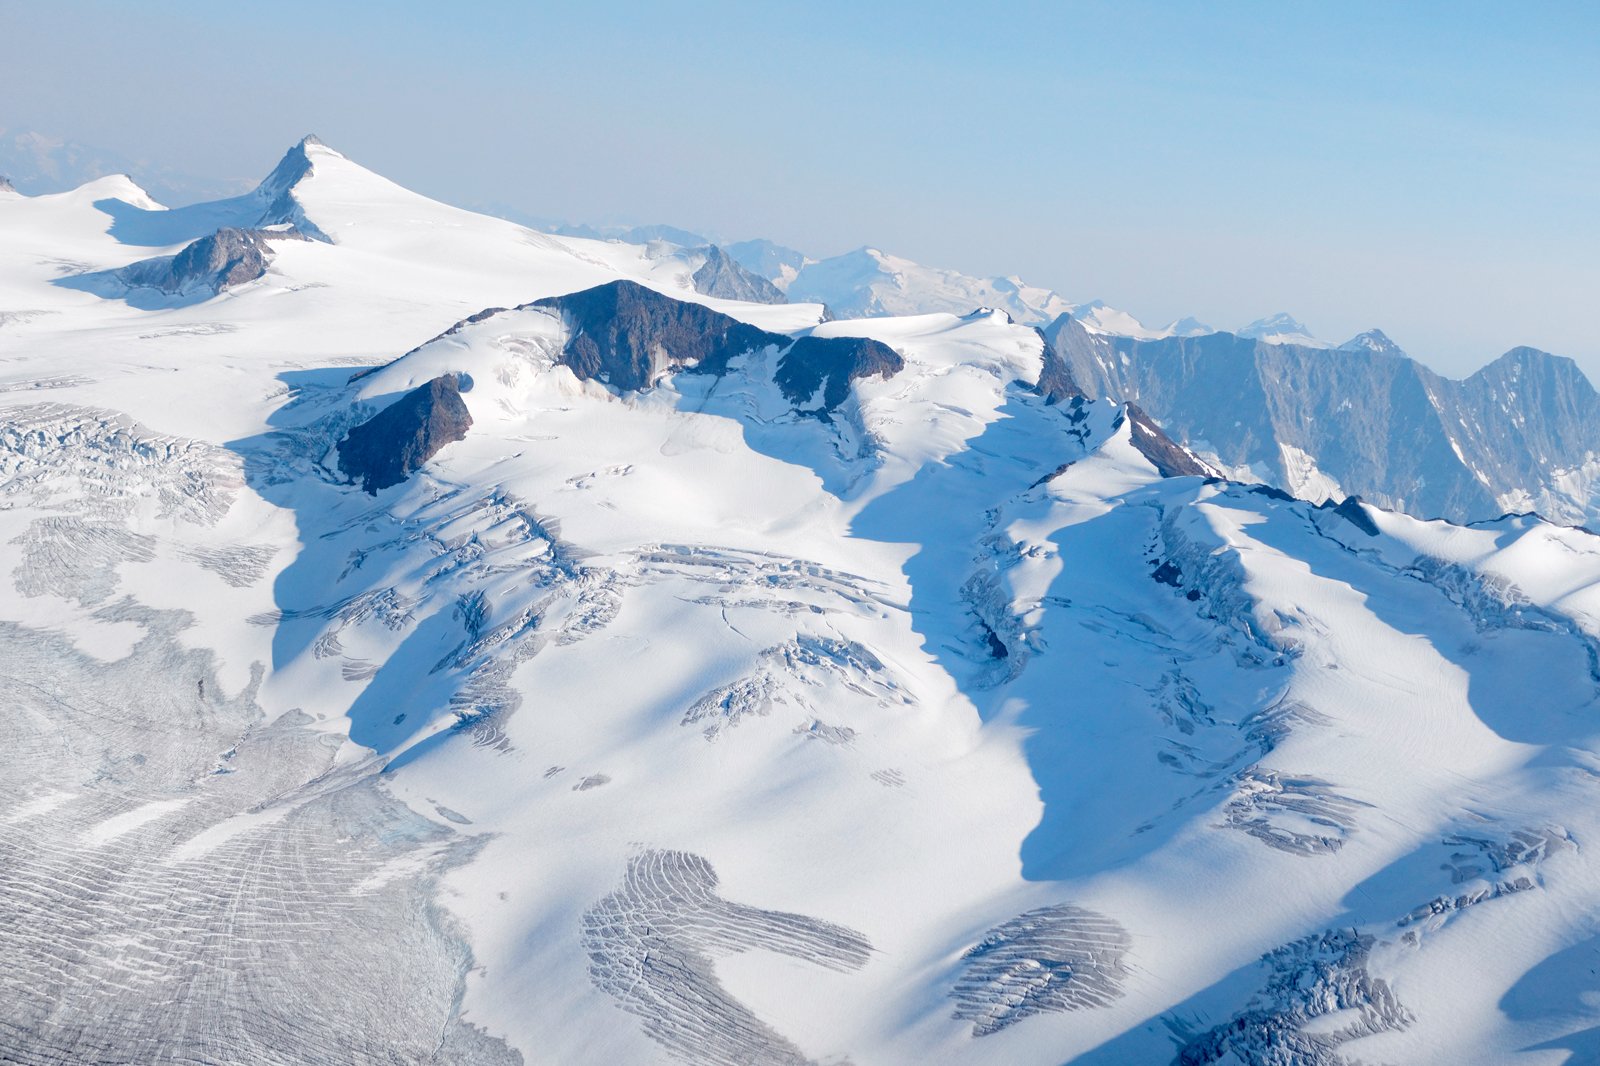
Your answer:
[1238,313,1327,348]
[251,137,337,241]
[1339,329,1404,356]
[1070,302,1211,341]
[1163,316,1213,338]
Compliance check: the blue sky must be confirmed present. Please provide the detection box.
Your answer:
[3,0,1597,374]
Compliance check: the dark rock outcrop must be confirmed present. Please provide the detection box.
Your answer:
[117,227,308,296]
[1331,496,1381,536]
[0,175,15,194]
[1122,403,1212,478]
[337,375,473,494]
[1034,327,1085,403]
[690,245,786,304]
[774,335,904,417]
[530,280,788,392]
[365,282,903,420]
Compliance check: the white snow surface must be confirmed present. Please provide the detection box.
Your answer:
[786,246,1076,325]
[1238,312,1331,348]
[2,139,1599,1066]
[1072,300,1214,341]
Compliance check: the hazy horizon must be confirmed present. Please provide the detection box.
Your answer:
[4,0,1596,377]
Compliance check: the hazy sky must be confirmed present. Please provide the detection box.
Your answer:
[4,0,1597,376]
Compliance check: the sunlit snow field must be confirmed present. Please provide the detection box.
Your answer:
[1,140,1598,1065]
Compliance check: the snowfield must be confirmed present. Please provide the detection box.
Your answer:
[2,139,1599,1065]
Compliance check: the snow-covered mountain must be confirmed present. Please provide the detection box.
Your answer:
[1237,312,1329,348]
[726,237,810,290]
[4,137,1600,1066]
[1340,328,1407,356]
[1072,300,1214,340]
[0,127,255,204]
[781,246,1077,325]
[582,232,1201,342]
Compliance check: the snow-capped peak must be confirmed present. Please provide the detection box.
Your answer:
[785,246,1074,325]
[1338,328,1405,356]
[1163,315,1214,338]
[1237,312,1328,348]
[1072,301,1214,341]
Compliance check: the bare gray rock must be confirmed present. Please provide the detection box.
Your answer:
[337,375,473,493]
[1124,402,1212,478]
[1039,313,1600,524]
[774,334,904,416]
[531,280,788,391]
[690,244,787,304]
[115,226,309,296]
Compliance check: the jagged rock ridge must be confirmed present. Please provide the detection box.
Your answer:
[690,245,786,304]
[774,335,905,416]
[116,227,308,295]
[1041,313,1600,523]
[530,280,788,392]
[1123,403,1212,478]
[252,135,332,242]
[336,375,473,493]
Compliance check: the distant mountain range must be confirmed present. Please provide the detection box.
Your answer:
[0,128,254,205]
[8,127,1598,527]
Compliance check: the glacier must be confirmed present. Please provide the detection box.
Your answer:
[1,137,1599,1065]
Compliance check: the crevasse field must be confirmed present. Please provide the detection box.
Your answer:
[2,139,1598,1065]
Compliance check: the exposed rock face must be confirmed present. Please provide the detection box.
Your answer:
[0,175,15,194]
[117,227,307,295]
[1040,313,1600,523]
[1124,403,1212,478]
[531,280,787,392]
[690,245,786,304]
[252,136,331,242]
[1331,496,1380,536]
[774,335,905,416]
[394,283,903,419]
[337,375,473,494]
[1034,327,1085,403]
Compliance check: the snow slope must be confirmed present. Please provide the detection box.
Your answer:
[3,139,1600,1066]
[1237,312,1329,348]
[785,246,1076,325]
[1072,299,1213,340]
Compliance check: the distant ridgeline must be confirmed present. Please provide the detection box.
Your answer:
[1042,314,1600,526]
